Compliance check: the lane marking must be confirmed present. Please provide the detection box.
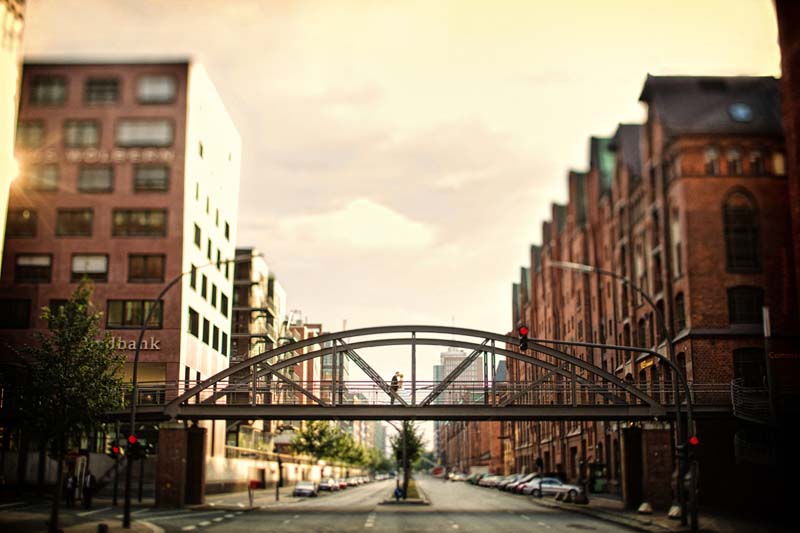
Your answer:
[132,508,156,515]
[181,527,196,531]
[224,513,235,518]
[198,521,211,527]
[213,517,224,522]
[294,514,300,518]
[146,510,222,521]
[364,511,376,528]
[77,506,111,517]
[520,514,531,520]
[0,502,25,508]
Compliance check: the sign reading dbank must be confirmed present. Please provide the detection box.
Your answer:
[109,336,161,351]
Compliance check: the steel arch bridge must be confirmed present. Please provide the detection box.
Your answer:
[120,325,731,422]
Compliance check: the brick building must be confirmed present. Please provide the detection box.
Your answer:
[0,60,241,458]
[507,75,798,512]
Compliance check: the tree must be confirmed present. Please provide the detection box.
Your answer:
[289,420,342,461]
[390,421,424,498]
[14,282,127,533]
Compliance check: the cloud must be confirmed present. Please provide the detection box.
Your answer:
[278,198,436,251]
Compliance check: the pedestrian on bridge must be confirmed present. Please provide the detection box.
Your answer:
[390,372,400,404]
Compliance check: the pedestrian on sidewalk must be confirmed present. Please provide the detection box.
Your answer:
[82,469,96,510]
[64,473,76,509]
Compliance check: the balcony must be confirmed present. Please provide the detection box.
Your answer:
[730,378,770,424]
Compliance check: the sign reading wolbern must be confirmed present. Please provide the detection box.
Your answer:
[108,336,161,351]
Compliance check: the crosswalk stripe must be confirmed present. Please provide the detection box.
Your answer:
[0,502,25,509]
[77,507,111,517]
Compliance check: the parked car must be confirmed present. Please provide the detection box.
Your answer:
[496,474,520,490]
[478,475,502,487]
[507,473,538,492]
[523,477,584,499]
[319,478,339,491]
[451,473,467,482]
[292,481,318,497]
[338,479,349,489]
[468,473,486,485]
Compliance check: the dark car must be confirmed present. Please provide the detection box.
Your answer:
[292,481,318,497]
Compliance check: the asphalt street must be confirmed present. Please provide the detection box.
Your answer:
[0,477,629,532]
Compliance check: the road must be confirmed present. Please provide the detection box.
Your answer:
[0,477,627,532]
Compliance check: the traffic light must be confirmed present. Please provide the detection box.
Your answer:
[108,443,123,460]
[518,325,529,352]
[127,434,138,445]
[127,434,151,460]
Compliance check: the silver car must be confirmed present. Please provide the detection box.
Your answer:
[524,477,583,499]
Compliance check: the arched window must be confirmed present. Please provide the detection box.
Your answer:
[724,192,759,271]
[674,292,686,331]
[727,148,742,175]
[727,286,764,324]
[704,146,720,175]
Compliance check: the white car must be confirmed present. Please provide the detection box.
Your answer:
[523,477,584,499]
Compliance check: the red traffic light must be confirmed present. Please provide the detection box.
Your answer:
[112,445,120,454]
[518,326,529,336]
[688,435,699,446]
[128,434,138,445]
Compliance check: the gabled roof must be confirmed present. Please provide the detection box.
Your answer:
[639,75,782,137]
[609,124,643,179]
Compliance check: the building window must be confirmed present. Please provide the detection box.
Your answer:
[190,264,197,289]
[64,120,100,148]
[201,274,208,299]
[637,318,647,348]
[16,121,44,148]
[29,76,66,105]
[133,165,169,191]
[199,142,204,158]
[78,165,113,192]
[112,209,167,237]
[71,254,108,282]
[202,318,210,344]
[107,300,163,329]
[194,224,201,247]
[56,209,93,237]
[221,294,229,318]
[24,164,59,191]
[15,254,52,283]
[85,78,119,104]
[724,192,759,271]
[216,250,221,269]
[670,209,682,277]
[221,332,228,356]
[750,151,764,175]
[6,209,37,237]
[188,307,199,337]
[772,152,786,176]
[0,299,31,329]
[733,348,766,388]
[704,146,720,176]
[116,119,173,147]
[224,222,230,241]
[674,293,686,332]
[207,238,212,260]
[128,254,166,283]
[727,286,764,325]
[213,325,220,351]
[726,148,742,176]
[211,284,217,307]
[137,75,176,104]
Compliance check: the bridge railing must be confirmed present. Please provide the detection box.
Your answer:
[126,380,734,409]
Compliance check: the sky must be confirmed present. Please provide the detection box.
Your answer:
[22,0,781,406]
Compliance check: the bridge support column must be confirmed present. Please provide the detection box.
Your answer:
[156,423,207,507]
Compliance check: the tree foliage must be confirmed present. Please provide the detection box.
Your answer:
[15,281,128,458]
[289,420,387,469]
[390,421,424,465]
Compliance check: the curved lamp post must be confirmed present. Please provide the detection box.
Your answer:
[548,260,696,532]
[122,253,261,528]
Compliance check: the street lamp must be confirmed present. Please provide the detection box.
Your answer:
[548,260,696,532]
[122,253,261,528]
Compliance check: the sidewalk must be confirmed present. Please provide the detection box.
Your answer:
[531,493,793,533]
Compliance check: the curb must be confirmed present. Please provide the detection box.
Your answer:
[529,496,687,533]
